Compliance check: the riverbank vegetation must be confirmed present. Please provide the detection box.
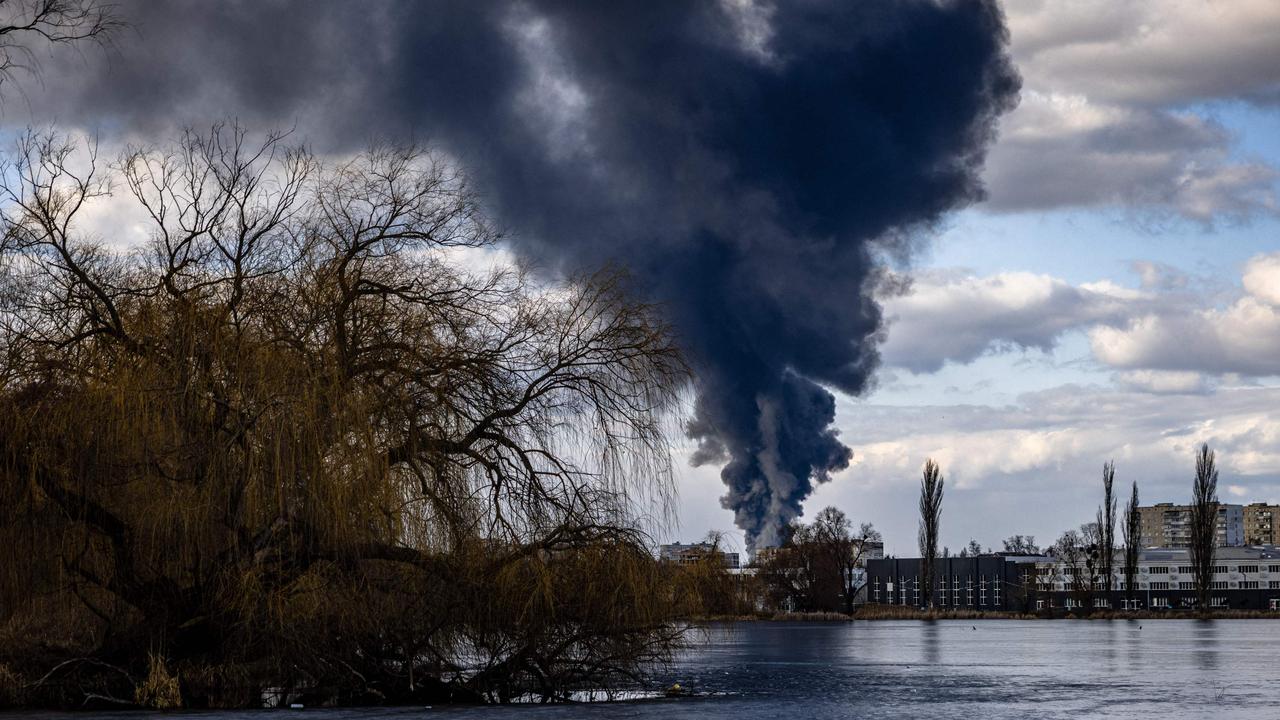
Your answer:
[0,125,708,708]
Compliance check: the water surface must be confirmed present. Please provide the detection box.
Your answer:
[18,620,1275,719]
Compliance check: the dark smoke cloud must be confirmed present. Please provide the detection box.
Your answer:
[15,0,1019,549]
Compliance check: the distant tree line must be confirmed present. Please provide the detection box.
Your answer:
[752,507,881,615]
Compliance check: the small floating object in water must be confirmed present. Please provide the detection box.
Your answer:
[666,683,689,697]
[290,704,304,709]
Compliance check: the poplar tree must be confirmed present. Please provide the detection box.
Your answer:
[917,459,944,609]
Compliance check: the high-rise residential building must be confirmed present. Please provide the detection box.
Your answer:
[1244,503,1279,545]
[658,541,739,569]
[1137,502,1244,548]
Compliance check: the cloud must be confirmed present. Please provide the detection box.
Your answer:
[4,0,1022,551]
[1007,0,1280,107]
[883,252,1280,380]
[820,381,1280,552]
[1132,260,1189,291]
[985,1,1280,220]
[879,269,1153,373]
[1113,370,1211,395]
[1090,253,1280,376]
[1242,252,1280,306]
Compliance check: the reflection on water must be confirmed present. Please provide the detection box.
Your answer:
[1193,619,1219,672]
[920,621,940,665]
[18,620,1277,720]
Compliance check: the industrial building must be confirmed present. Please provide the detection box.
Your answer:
[865,546,1280,612]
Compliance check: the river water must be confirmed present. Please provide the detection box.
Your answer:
[18,620,1278,719]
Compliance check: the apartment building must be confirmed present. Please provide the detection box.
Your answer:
[1138,502,1244,548]
[1244,503,1279,545]
[658,541,740,569]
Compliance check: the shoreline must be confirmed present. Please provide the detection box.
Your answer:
[699,607,1280,622]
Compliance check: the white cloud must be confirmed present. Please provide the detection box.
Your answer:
[1113,370,1211,395]
[816,381,1280,553]
[986,1,1280,219]
[1090,253,1280,376]
[1242,252,1280,306]
[879,269,1155,373]
[883,253,1280,380]
[1006,0,1280,107]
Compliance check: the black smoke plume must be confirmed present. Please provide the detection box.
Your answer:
[20,0,1019,549]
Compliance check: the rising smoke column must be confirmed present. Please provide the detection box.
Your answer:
[389,1,1021,549]
[27,0,1019,549]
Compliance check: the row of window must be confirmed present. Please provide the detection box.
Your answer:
[1043,564,1280,578]
[872,576,1003,607]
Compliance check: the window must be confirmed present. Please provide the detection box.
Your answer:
[1149,582,1169,590]
[993,579,1002,606]
[1211,581,1228,590]
[1151,597,1170,608]
[873,579,881,602]
[1210,597,1228,608]
[1148,566,1169,574]
[1178,566,1194,574]
[1270,581,1280,589]
[1240,581,1259,589]
[1093,598,1109,608]
[1213,565,1229,574]
[1269,565,1280,574]
[966,577,974,606]
[979,577,988,606]
[1238,565,1259,574]
[1179,582,1194,590]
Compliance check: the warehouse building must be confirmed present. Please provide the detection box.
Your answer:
[865,546,1280,611]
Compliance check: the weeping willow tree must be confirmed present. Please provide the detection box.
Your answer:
[0,126,690,707]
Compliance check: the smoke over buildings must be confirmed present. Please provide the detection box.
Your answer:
[19,0,1020,549]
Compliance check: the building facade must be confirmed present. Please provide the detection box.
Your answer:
[1244,503,1279,545]
[865,547,1280,612]
[659,541,739,569]
[1138,502,1244,548]
[865,555,1046,611]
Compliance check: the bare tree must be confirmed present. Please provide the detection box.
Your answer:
[0,0,118,90]
[1051,527,1094,611]
[0,127,688,705]
[917,458,943,609]
[1190,443,1220,611]
[1096,461,1117,598]
[1001,535,1040,554]
[1122,480,1140,610]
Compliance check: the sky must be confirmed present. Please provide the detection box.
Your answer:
[2,0,1278,557]
[673,0,1280,555]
